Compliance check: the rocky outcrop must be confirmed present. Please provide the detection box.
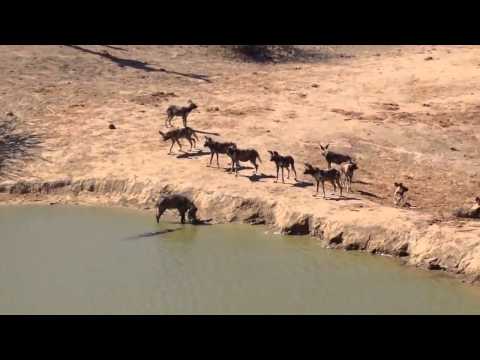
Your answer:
[2,176,480,285]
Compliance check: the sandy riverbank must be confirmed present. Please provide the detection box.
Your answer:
[1,45,480,284]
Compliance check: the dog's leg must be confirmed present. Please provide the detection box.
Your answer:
[208,152,214,167]
[169,140,175,154]
[275,166,279,183]
[292,164,297,181]
[322,181,326,199]
[176,139,183,152]
[216,153,220,168]
[179,209,186,224]
[286,166,290,180]
[281,167,285,183]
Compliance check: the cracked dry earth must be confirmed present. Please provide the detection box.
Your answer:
[1,45,480,284]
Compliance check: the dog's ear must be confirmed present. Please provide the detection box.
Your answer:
[319,144,325,150]
[268,150,273,154]
[325,144,330,149]
[476,197,480,204]
[394,182,399,187]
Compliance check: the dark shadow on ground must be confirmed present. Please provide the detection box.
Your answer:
[312,194,361,201]
[292,180,314,188]
[224,165,254,173]
[0,114,43,179]
[176,150,211,159]
[242,173,276,182]
[102,45,128,52]
[354,180,372,185]
[65,45,211,82]
[357,190,384,199]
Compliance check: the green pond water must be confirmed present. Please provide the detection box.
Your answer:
[1,205,480,314]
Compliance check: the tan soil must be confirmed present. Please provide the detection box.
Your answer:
[1,45,480,284]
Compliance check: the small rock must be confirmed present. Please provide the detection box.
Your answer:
[109,124,116,130]
[311,84,319,88]
[450,147,459,151]
[424,56,434,61]
[5,111,14,117]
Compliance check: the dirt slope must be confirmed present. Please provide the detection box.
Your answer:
[1,45,480,283]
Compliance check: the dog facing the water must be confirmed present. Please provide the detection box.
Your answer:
[304,163,343,198]
[268,150,297,183]
[155,194,198,224]
[165,100,198,128]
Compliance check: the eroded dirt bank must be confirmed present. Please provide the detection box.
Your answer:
[1,45,480,285]
[2,177,480,285]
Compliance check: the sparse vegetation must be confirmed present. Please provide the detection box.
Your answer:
[0,113,42,178]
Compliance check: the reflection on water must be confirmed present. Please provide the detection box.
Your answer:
[1,205,480,315]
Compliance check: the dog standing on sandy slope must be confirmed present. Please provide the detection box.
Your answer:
[340,160,358,193]
[393,182,408,207]
[268,150,297,183]
[159,127,199,154]
[203,136,238,168]
[165,100,198,128]
[304,163,343,199]
[226,145,262,177]
[320,144,353,169]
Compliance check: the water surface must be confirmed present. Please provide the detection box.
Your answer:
[1,205,480,314]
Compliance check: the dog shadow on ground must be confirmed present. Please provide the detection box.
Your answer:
[242,173,277,182]
[312,194,361,201]
[176,150,211,159]
[292,180,314,188]
[223,165,255,173]
[353,180,372,185]
[357,190,384,199]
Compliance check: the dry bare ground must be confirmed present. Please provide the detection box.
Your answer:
[2,45,480,282]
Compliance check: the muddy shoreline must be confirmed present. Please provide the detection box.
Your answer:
[2,177,480,287]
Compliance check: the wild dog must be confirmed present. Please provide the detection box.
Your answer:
[165,100,198,128]
[159,127,198,154]
[268,150,297,183]
[155,194,198,224]
[203,136,237,168]
[340,160,358,193]
[303,163,343,198]
[226,145,262,177]
[320,144,353,169]
[393,182,408,207]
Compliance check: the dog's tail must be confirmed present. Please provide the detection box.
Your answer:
[158,130,167,140]
[189,128,220,136]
